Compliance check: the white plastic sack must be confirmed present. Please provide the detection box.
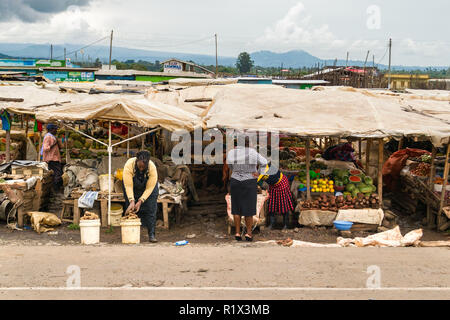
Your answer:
[25,138,38,161]
[337,226,423,247]
[336,208,384,226]
[299,210,337,227]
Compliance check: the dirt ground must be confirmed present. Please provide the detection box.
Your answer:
[0,189,449,245]
[0,209,448,246]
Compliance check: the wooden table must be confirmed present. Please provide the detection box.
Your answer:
[70,190,185,229]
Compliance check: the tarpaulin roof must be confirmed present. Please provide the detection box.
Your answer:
[203,85,450,145]
[146,84,450,145]
[145,85,225,116]
[0,82,130,114]
[0,82,87,114]
[361,88,450,124]
[35,97,202,131]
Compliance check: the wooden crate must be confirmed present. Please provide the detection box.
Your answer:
[12,166,44,177]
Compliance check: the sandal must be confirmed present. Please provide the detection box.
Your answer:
[244,234,253,242]
[235,234,242,241]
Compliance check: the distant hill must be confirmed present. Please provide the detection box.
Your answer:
[0,52,13,58]
[0,43,447,71]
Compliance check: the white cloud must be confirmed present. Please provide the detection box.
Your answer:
[253,2,344,53]
[0,3,107,44]
[0,0,447,66]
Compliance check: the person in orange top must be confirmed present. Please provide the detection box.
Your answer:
[42,123,63,191]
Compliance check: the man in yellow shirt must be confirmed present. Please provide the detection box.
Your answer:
[123,151,159,242]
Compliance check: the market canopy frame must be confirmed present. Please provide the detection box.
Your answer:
[34,96,203,225]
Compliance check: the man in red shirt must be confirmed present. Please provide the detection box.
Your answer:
[42,123,63,191]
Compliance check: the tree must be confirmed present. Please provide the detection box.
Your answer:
[236,52,254,74]
[94,58,102,68]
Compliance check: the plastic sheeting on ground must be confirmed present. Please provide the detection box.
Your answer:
[337,226,423,247]
[259,239,341,247]
[259,226,423,248]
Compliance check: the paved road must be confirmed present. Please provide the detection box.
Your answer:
[0,243,449,299]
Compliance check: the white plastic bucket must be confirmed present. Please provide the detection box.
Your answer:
[434,184,450,192]
[110,203,123,227]
[79,219,101,245]
[120,219,141,244]
[99,174,114,192]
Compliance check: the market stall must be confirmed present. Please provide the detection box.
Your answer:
[148,83,450,232]
[392,149,450,230]
[1,91,202,228]
[32,97,202,226]
[0,161,53,227]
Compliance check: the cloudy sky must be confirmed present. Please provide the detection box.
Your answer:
[0,0,448,66]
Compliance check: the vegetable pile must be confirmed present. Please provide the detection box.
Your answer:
[410,162,431,177]
[80,211,99,220]
[301,193,380,212]
[311,178,334,193]
[333,169,376,197]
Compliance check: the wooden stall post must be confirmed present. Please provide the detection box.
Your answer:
[65,129,68,163]
[365,139,372,174]
[305,137,311,200]
[427,146,437,227]
[437,142,450,231]
[398,138,404,151]
[20,115,23,129]
[377,139,384,206]
[5,129,10,162]
[152,134,156,157]
[37,131,42,161]
[25,115,29,137]
[358,138,362,163]
[126,124,130,158]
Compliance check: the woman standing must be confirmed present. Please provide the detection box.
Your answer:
[258,163,294,230]
[123,151,159,242]
[226,144,267,241]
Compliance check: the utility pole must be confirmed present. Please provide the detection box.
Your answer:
[345,52,349,68]
[317,62,320,80]
[280,62,283,77]
[64,48,66,62]
[50,44,53,60]
[372,54,375,88]
[109,30,113,70]
[215,33,218,78]
[363,50,369,88]
[388,38,392,89]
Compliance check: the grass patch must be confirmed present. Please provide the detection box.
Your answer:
[105,226,114,234]
[67,223,80,230]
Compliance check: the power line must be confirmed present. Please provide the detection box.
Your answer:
[376,44,389,65]
[53,36,109,59]
[114,35,215,49]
